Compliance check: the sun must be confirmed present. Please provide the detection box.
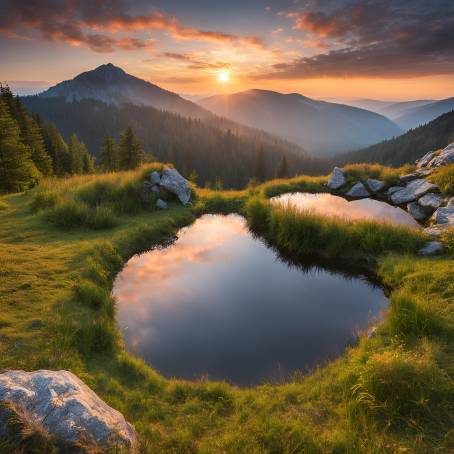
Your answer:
[217,69,230,83]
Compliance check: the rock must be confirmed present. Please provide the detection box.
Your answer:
[156,198,168,209]
[407,202,429,221]
[151,185,160,194]
[447,197,454,207]
[366,178,385,193]
[150,170,161,185]
[416,150,436,168]
[345,182,370,198]
[427,142,454,167]
[418,193,444,210]
[400,173,420,184]
[418,241,444,256]
[0,370,137,452]
[424,222,454,237]
[327,167,346,190]
[387,186,403,196]
[431,205,454,224]
[391,179,439,205]
[415,168,434,176]
[160,167,191,205]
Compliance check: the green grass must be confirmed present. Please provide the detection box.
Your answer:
[0,164,453,453]
[430,164,454,196]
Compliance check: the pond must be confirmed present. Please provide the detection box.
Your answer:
[271,192,419,228]
[113,214,388,386]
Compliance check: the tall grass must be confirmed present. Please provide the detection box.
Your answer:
[343,163,413,186]
[430,163,454,195]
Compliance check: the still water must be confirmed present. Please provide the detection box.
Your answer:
[272,192,419,228]
[114,214,388,386]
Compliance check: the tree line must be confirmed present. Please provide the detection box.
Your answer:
[0,86,147,192]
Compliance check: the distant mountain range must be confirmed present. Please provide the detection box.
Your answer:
[339,110,454,166]
[199,89,402,156]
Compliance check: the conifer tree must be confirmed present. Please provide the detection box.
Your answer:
[69,134,84,174]
[23,115,53,175]
[81,143,95,174]
[43,123,71,175]
[0,100,40,192]
[100,135,118,171]
[277,155,288,178]
[118,127,144,170]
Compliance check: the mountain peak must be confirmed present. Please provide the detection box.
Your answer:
[93,63,126,75]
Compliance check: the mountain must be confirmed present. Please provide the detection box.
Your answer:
[199,89,402,156]
[377,100,434,120]
[22,97,327,189]
[338,110,454,167]
[340,98,395,113]
[39,63,210,119]
[392,97,454,130]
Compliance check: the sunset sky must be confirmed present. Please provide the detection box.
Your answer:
[1,0,453,100]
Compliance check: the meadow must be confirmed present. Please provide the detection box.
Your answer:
[0,164,453,453]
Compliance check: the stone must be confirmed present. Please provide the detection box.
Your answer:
[418,241,444,256]
[150,170,161,185]
[415,168,434,177]
[447,197,454,207]
[431,205,454,224]
[407,202,429,221]
[0,370,137,452]
[400,173,420,184]
[427,142,454,167]
[345,182,370,198]
[366,178,385,193]
[387,186,403,196]
[418,193,444,210]
[151,185,160,194]
[156,198,168,209]
[424,222,454,237]
[416,150,436,168]
[326,167,345,190]
[160,167,191,205]
[391,179,439,205]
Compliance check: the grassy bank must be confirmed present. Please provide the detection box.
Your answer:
[0,165,453,453]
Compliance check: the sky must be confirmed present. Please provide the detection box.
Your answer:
[1,0,453,101]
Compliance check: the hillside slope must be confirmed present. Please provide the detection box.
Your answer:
[340,110,454,166]
[199,89,402,156]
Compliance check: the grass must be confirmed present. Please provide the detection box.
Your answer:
[430,164,454,196]
[0,163,453,453]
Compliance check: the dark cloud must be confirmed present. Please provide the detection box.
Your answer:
[0,0,266,52]
[162,52,230,70]
[267,0,454,78]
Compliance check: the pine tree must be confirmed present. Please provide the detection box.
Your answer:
[277,155,288,179]
[69,134,84,174]
[23,115,53,176]
[81,143,95,174]
[100,135,118,171]
[118,127,144,170]
[0,100,40,192]
[43,124,70,175]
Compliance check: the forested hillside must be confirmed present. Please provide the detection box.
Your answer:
[23,96,328,188]
[339,110,454,166]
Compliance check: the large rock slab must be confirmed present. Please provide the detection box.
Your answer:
[418,241,444,256]
[387,186,403,196]
[418,193,444,210]
[400,173,420,184]
[431,205,454,224]
[0,370,137,452]
[327,167,345,190]
[427,142,454,167]
[416,150,436,168]
[345,182,370,198]
[366,178,385,193]
[391,179,438,204]
[448,197,454,207]
[160,167,191,205]
[407,202,429,221]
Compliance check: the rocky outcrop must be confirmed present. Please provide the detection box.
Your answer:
[160,167,192,205]
[427,142,454,167]
[345,182,370,198]
[390,179,439,205]
[418,241,444,256]
[326,167,345,190]
[431,205,454,225]
[365,178,385,193]
[418,193,444,210]
[0,370,137,452]
[416,151,436,168]
[407,202,429,221]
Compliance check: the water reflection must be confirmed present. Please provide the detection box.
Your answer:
[272,193,419,228]
[114,214,388,386]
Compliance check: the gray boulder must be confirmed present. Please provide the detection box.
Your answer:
[415,168,433,177]
[156,198,168,209]
[366,178,385,193]
[327,167,345,190]
[427,142,454,167]
[407,202,429,221]
[431,205,454,224]
[151,185,160,194]
[160,167,191,205]
[150,170,161,185]
[400,173,420,184]
[418,241,444,256]
[387,186,403,196]
[418,193,444,210]
[424,222,454,237]
[345,182,370,198]
[416,150,436,168]
[391,179,439,205]
[0,370,137,452]
[448,197,454,207]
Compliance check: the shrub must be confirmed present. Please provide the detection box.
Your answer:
[430,164,454,195]
[343,163,412,186]
[75,319,118,355]
[73,280,114,311]
[29,190,59,212]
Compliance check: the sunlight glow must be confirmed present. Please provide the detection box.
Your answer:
[217,69,230,83]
